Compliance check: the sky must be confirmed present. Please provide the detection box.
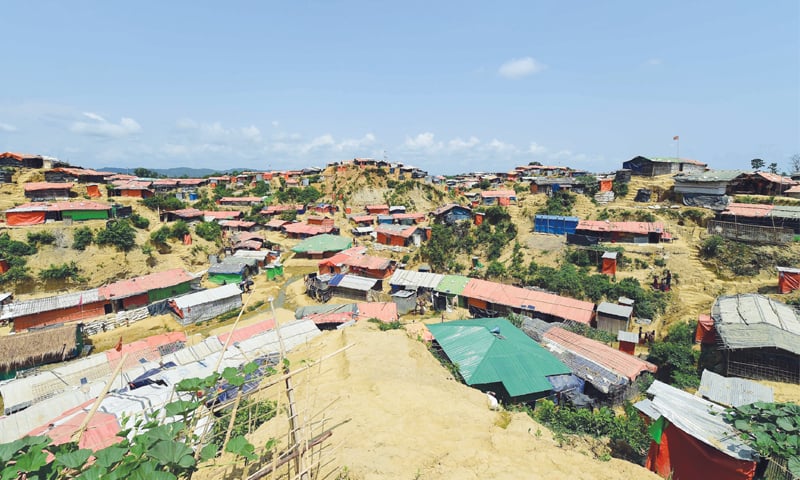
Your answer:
[1,1,798,175]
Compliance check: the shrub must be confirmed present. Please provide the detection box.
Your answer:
[566,249,592,267]
[538,191,576,216]
[150,225,172,246]
[195,221,221,242]
[700,235,724,258]
[170,220,190,239]
[142,194,186,211]
[39,261,82,281]
[129,213,150,229]
[0,233,37,256]
[26,231,56,246]
[647,321,700,389]
[95,219,137,252]
[72,227,94,250]
[0,265,31,284]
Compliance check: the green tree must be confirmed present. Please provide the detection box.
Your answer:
[95,220,137,252]
[26,231,56,246]
[724,402,800,477]
[250,180,270,196]
[751,158,765,171]
[768,162,779,174]
[195,221,221,242]
[485,261,507,279]
[72,227,94,250]
[133,167,162,178]
[647,321,700,389]
[142,194,186,212]
[129,213,150,229]
[170,220,190,239]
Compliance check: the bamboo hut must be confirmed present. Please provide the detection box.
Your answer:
[0,324,83,380]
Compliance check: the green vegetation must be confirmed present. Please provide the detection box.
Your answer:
[700,235,724,258]
[647,321,699,389]
[192,193,217,211]
[39,261,83,282]
[538,191,576,216]
[129,213,150,229]
[170,220,190,240]
[249,180,270,197]
[368,318,403,331]
[528,400,650,463]
[210,398,277,445]
[274,186,322,204]
[699,236,796,277]
[26,231,56,246]
[142,194,186,212]
[133,167,163,178]
[724,402,800,477]
[612,181,629,198]
[0,363,273,479]
[279,210,297,222]
[95,219,138,252]
[0,233,37,257]
[562,322,617,344]
[194,221,222,242]
[575,175,599,196]
[150,225,172,247]
[0,266,31,284]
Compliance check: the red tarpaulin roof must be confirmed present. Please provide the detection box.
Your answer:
[27,400,122,452]
[203,210,241,220]
[356,302,398,323]
[461,278,595,324]
[100,268,194,299]
[220,220,256,228]
[350,215,375,223]
[217,318,276,345]
[543,327,657,380]
[720,203,774,218]
[262,204,303,214]
[283,223,335,235]
[24,182,74,192]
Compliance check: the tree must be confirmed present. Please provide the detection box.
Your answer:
[751,158,765,171]
[768,162,779,174]
[528,161,542,166]
[195,221,221,242]
[95,220,137,252]
[72,227,94,250]
[791,153,800,173]
[133,167,162,178]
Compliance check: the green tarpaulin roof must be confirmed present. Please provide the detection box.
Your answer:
[291,234,352,253]
[434,275,470,295]
[427,318,570,397]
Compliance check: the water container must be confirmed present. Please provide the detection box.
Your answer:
[189,192,198,201]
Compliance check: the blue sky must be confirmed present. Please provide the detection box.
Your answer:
[1,1,798,174]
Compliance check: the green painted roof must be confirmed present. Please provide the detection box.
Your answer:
[291,234,352,253]
[435,275,470,295]
[427,318,570,397]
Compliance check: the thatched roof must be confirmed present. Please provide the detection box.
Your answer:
[0,324,82,376]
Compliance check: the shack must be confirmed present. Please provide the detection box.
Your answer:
[0,324,84,380]
[595,302,633,334]
[23,182,73,201]
[533,215,579,235]
[777,266,800,294]
[208,262,250,285]
[622,156,707,176]
[291,234,352,259]
[601,251,617,275]
[169,284,243,325]
[391,289,417,315]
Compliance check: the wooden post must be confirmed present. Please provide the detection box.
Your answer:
[72,353,129,444]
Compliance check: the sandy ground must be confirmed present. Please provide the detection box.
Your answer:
[195,321,659,480]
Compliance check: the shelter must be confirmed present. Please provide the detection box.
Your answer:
[777,266,800,294]
[0,152,44,168]
[433,274,470,310]
[479,190,516,206]
[109,180,154,198]
[375,224,424,247]
[430,204,472,225]
[356,302,398,323]
[696,370,773,408]
[391,289,417,315]
[0,288,106,331]
[635,380,757,480]
[169,284,243,325]
[729,171,797,196]
[392,212,426,225]
[365,204,390,215]
[533,215,579,235]
[601,251,617,275]
[291,234,352,259]
[324,274,380,300]
[99,268,195,310]
[711,294,800,383]
[617,330,638,355]
[695,314,716,344]
[349,214,375,226]
[5,201,111,226]
[45,167,113,184]
[0,324,83,380]
[575,220,671,243]
[595,302,633,333]
[529,177,577,195]
[282,221,337,238]
[265,218,290,230]
[461,277,595,325]
[261,204,305,216]
[23,182,73,200]
[218,196,264,206]
[622,156,707,176]
[716,203,800,234]
[232,249,270,267]
[388,269,445,293]
[264,262,284,280]
[427,318,570,402]
[208,261,250,285]
[219,219,256,232]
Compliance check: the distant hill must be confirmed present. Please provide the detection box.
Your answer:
[99,167,246,178]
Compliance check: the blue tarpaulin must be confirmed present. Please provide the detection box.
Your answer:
[534,215,580,235]
[547,374,585,394]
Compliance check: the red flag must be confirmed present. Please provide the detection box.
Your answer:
[115,336,123,352]
[673,135,679,141]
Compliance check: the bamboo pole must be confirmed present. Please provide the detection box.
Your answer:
[71,352,129,443]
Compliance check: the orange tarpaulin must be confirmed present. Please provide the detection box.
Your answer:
[6,211,46,226]
[646,423,756,480]
[601,258,617,275]
[619,341,636,355]
[695,314,716,344]
[599,179,613,192]
[778,268,800,294]
[86,184,101,197]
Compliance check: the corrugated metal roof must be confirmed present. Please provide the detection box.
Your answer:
[769,205,800,220]
[636,380,757,461]
[343,253,391,271]
[391,290,415,298]
[282,222,335,235]
[435,275,470,295]
[543,327,657,381]
[597,302,633,319]
[617,330,639,343]
[266,219,289,228]
[232,250,269,260]
[173,284,242,309]
[427,318,569,397]
[577,220,666,235]
[647,157,707,166]
[601,251,618,259]
[389,269,445,290]
[0,288,102,320]
[777,266,800,274]
[222,256,258,268]
[697,370,774,407]
[208,262,247,275]
[375,224,418,238]
[461,278,595,325]
[291,234,352,253]
[720,203,774,218]
[295,303,357,319]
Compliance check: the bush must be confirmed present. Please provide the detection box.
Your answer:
[26,231,56,246]
[129,213,150,229]
[195,221,221,242]
[72,227,94,250]
[150,226,172,246]
[0,233,37,256]
[95,220,137,252]
[538,191,576,216]
[566,249,592,267]
[170,220,190,239]
[0,265,31,284]
[142,194,186,211]
[39,261,82,281]
[700,235,724,258]
[647,321,700,389]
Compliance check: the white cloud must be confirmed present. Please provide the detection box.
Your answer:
[404,132,441,150]
[645,58,663,66]
[177,118,262,143]
[0,123,17,132]
[265,132,378,157]
[498,57,546,79]
[486,138,518,154]
[528,142,547,155]
[448,136,480,150]
[70,112,142,138]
